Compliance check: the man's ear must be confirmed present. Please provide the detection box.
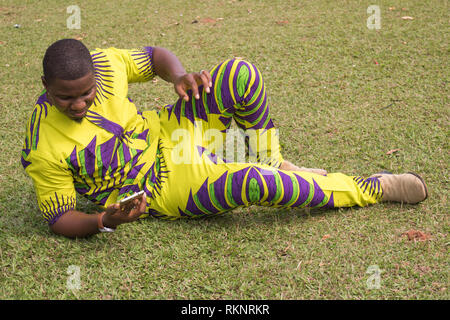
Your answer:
[41,76,48,90]
[41,76,53,105]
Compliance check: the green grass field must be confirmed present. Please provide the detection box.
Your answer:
[0,0,448,299]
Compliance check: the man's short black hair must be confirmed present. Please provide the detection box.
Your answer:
[43,39,94,84]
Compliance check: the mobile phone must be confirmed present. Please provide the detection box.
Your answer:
[119,190,145,209]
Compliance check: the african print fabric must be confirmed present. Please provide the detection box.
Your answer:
[21,50,383,224]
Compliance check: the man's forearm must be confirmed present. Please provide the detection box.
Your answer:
[152,46,186,83]
[50,210,103,238]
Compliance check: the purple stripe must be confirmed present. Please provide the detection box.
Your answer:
[237,92,267,125]
[75,185,89,194]
[35,94,48,120]
[173,99,183,124]
[131,149,143,167]
[94,67,113,73]
[110,148,118,173]
[290,173,313,207]
[29,108,37,145]
[34,107,43,148]
[122,144,132,165]
[197,146,221,164]
[277,171,294,205]
[84,136,97,176]
[183,98,195,124]
[185,190,203,215]
[219,116,232,129]
[91,52,104,58]
[258,168,278,203]
[323,192,335,208]
[241,83,265,113]
[92,59,109,64]
[251,102,270,130]
[94,72,113,80]
[100,136,116,177]
[193,86,209,122]
[143,182,153,199]
[197,146,206,157]
[232,61,245,105]
[86,111,124,137]
[165,104,174,120]
[118,162,126,182]
[231,167,249,206]
[126,163,145,180]
[69,147,80,173]
[265,119,275,131]
[92,63,111,69]
[220,60,236,113]
[178,208,190,217]
[143,46,153,55]
[308,179,326,208]
[137,59,151,69]
[99,87,114,96]
[49,196,57,215]
[95,86,110,101]
[206,68,221,114]
[21,155,32,169]
[118,185,141,197]
[148,164,157,185]
[214,172,232,210]
[243,63,262,104]
[54,193,60,206]
[36,92,48,105]
[196,179,221,214]
[136,129,149,140]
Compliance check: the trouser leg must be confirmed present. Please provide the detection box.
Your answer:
[147,158,383,218]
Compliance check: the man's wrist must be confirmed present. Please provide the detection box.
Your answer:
[171,72,187,84]
[98,212,118,231]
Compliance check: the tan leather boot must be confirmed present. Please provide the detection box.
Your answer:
[279,160,328,176]
[370,172,428,204]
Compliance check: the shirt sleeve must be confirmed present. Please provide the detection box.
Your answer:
[106,47,156,83]
[23,151,76,225]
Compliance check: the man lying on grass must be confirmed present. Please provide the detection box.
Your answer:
[21,39,428,238]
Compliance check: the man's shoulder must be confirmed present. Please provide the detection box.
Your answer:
[90,47,127,64]
[24,92,74,161]
[90,46,153,66]
[25,91,51,132]
[33,91,50,111]
[24,91,51,133]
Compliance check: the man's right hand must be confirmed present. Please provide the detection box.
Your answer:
[173,70,213,102]
[50,193,147,238]
[102,193,147,229]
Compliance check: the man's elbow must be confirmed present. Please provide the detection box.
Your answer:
[49,222,74,239]
[48,210,95,239]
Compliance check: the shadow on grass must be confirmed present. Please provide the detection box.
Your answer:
[138,204,357,232]
[19,194,409,242]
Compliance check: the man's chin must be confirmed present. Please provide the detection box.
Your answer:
[68,114,86,123]
[68,109,89,122]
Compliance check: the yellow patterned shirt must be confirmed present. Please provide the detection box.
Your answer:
[21,47,162,224]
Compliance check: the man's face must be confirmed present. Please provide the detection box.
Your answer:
[42,72,96,121]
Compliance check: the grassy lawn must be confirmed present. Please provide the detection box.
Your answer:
[0,0,448,299]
